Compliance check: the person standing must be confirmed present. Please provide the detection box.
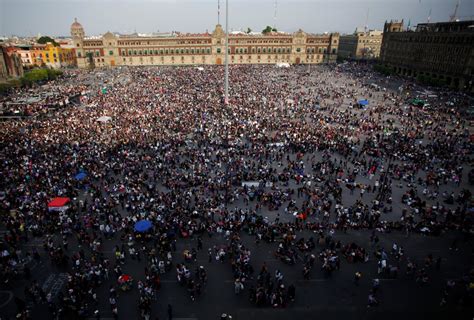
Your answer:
[354,271,362,286]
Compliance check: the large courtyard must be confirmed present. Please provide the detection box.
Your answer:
[0,63,472,320]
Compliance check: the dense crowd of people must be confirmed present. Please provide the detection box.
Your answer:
[0,62,472,319]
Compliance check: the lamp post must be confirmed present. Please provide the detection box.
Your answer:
[224,0,229,104]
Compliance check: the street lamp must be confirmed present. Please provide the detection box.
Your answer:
[224,0,229,104]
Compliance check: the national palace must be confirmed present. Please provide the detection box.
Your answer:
[71,19,340,68]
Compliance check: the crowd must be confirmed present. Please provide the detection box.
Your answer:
[0,62,472,319]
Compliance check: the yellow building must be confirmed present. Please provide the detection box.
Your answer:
[31,43,76,68]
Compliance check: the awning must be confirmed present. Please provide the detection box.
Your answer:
[97,116,112,123]
[48,197,70,211]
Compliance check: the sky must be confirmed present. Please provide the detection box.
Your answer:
[0,0,473,37]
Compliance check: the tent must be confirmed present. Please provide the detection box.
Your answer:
[75,172,87,181]
[358,99,369,106]
[48,197,70,211]
[97,116,112,123]
[134,220,153,232]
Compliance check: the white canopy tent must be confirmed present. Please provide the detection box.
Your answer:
[96,116,112,123]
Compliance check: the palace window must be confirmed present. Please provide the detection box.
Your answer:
[109,50,113,56]
[296,48,301,52]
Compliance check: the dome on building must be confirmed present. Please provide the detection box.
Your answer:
[71,18,85,38]
[71,18,83,30]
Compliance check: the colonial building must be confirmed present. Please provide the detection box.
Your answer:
[338,29,383,60]
[31,43,76,68]
[380,20,474,91]
[0,45,24,80]
[71,19,339,68]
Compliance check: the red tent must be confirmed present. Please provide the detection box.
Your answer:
[47,197,70,211]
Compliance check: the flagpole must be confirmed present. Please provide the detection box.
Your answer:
[224,0,229,104]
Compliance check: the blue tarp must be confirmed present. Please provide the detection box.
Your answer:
[75,172,87,181]
[358,99,369,106]
[134,220,152,232]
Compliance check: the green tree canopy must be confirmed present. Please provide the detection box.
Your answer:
[37,36,59,46]
[262,26,277,34]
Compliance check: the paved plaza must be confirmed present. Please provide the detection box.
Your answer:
[0,63,473,320]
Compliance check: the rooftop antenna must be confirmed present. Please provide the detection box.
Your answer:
[364,8,370,33]
[274,0,278,30]
[449,0,460,22]
[218,0,221,25]
[427,8,432,23]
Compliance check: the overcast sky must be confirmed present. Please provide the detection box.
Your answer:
[1,0,473,37]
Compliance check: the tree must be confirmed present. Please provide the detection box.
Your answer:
[262,26,273,33]
[37,36,59,46]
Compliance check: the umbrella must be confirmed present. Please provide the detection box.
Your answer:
[358,99,369,106]
[118,274,132,283]
[75,172,87,181]
[134,219,152,232]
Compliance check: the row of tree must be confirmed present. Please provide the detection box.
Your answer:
[0,68,63,95]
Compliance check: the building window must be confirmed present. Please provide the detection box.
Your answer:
[78,52,82,58]
[109,50,113,55]
[217,48,221,53]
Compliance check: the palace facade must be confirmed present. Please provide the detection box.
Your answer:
[380,20,474,91]
[71,19,339,68]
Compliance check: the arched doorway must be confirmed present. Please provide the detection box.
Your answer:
[295,57,300,64]
[216,58,222,65]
